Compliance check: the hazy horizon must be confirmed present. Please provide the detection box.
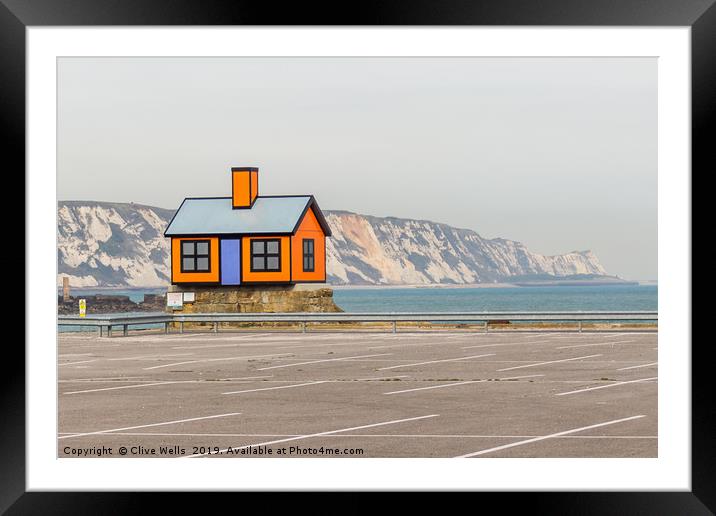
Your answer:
[58,57,657,280]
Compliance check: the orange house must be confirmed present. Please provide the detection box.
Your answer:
[164,167,331,286]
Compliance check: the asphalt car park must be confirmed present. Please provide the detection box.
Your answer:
[58,330,657,458]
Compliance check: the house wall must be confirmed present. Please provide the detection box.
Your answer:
[170,204,327,285]
[291,207,326,282]
[240,235,291,283]
[171,237,220,284]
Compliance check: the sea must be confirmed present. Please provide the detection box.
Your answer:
[61,284,657,313]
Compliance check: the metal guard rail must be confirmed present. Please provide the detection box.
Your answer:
[58,311,658,337]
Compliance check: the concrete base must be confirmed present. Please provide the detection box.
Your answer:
[167,283,343,314]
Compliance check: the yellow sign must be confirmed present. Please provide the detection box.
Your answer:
[79,299,86,317]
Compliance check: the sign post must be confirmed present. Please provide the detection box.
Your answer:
[62,277,70,302]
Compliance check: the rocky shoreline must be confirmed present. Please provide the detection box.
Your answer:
[57,294,166,315]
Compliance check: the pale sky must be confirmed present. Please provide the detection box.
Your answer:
[58,57,657,280]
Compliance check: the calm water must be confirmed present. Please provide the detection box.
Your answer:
[334,285,657,312]
[62,285,657,312]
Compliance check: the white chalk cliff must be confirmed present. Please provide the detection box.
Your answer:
[57,201,607,287]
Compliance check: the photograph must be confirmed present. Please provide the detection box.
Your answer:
[0,0,710,506]
[56,56,658,460]
[10,16,702,505]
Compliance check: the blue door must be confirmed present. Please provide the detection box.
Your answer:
[220,239,241,285]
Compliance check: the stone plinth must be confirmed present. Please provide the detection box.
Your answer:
[167,284,343,314]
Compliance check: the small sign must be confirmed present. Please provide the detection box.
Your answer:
[78,299,86,317]
[167,292,184,309]
[183,292,195,303]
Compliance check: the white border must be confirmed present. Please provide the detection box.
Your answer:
[28,27,690,491]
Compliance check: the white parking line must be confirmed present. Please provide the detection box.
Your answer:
[455,415,646,457]
[172,343,252,350]
[384,374,543,395]
[59,412,243,440]
[143,353,291,370]
[462,340,559,349]
[462,343,512,350]
[63,380,260,393]
[170,334,299,348]
[510,333,559,338]
[356,375,411,381]
[367,342,453,350]
[555,377,657,396]
[277,340,401,350]
[498,374,545,380]
[61,431,656,440]
[256,353,391,371]
[59,359,98,366]
[186,414,440,458]
[223,375,274,380]
[107,353,194,361]
[173,332,234,338]
[64,381,183,395]
[384,381,485,395]
[548,333,629,339]
[222,381,328,395]
[556,340,636,349]
[377,353,496,371]
[173,340,291,350]
[496,354,601,372]
[59,376,147,382]
[617,362,658,371]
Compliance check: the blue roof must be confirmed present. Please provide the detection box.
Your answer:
[164,196,330,236]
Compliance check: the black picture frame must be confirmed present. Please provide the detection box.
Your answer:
[7,0,708,512]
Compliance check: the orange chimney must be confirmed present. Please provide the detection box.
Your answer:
[231,167,259,209]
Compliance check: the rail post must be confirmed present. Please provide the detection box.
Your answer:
[213,322,218,333]
[107,325,112,338]
[122,324,128,337]
[164,322,169,334]
[302,321,307,334]
[484,321,488,333]
[179,321,184,334]
[578,321,583,333]
[98,326,102,337]
[392,321,397,334]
